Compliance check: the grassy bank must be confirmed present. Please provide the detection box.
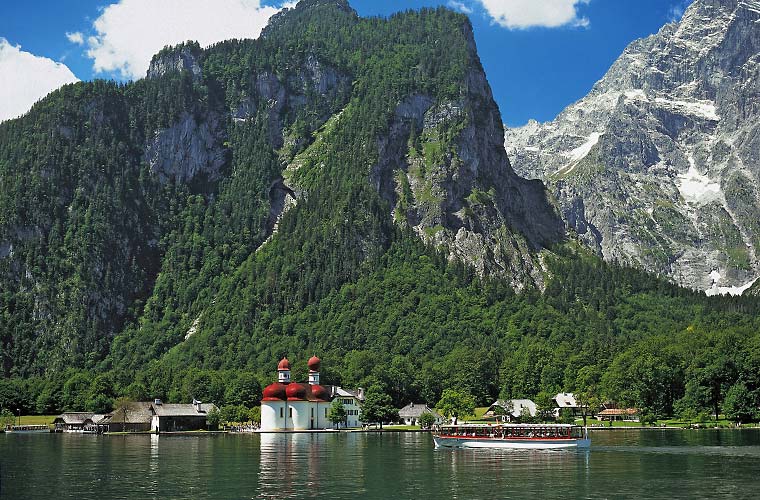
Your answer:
[18,415,56,425]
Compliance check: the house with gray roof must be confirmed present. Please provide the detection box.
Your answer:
[54,399,219,434]
[82,414,111,433]
[553,392,586,417]
[53,413,95,432]
[326,386,365,428]
[398,403,443,426]
[149,399,218,432]
[485,399,538,422]
[107,402,154,432]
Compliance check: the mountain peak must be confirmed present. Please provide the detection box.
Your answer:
[294,0,355,13]
[261,0,358,39]
[506,0,760,293]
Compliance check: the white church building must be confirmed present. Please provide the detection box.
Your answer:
[260,356,365,431]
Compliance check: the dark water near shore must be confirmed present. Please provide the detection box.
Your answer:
[2,429,760,499]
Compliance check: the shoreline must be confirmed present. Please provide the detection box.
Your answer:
[4,427,759,436]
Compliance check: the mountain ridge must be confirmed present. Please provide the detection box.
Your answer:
[0,0,561,377]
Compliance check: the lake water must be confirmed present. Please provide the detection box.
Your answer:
[2,429,760,499]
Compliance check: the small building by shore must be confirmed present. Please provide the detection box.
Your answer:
[106,402,153,433]
[55,400,218,433]
[485,399,538,422]
[151,400,217,432]
[598,408,639,422]
[53,413,95,432]
[398,403,443,426]
[553,393,586,417]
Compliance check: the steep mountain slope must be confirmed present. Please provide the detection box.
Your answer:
[0,0,561,377]
[506,0,760,293]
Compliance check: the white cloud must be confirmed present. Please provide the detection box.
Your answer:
[0,38,79,123]
[448,1,474,14]
[475,0,591,29]
[668,0,692,22]
[83,0,294,80]
[66,31,85,45]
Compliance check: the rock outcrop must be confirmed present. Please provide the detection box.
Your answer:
[506,0,760,293]
[145,112,227,183]
[147,43,203,81]
[370,23,564,289]
[232,54,351,149]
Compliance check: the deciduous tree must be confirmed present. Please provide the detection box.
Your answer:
[436,389,475,425]
[328,399,347,428]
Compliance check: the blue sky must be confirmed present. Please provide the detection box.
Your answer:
[0,0,693,125]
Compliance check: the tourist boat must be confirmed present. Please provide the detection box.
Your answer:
[433,423,590,449]
[4,424,51,433]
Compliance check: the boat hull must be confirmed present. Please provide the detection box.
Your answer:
[434,436,590,449]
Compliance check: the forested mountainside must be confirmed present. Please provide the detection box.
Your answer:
[507,0,760,294]
[1,0,760,422]
[0,0,560,378]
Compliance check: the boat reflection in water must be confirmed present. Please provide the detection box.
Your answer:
[433,424,590,449]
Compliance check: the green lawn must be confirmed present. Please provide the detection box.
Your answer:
[657,417,736,428]
[584,419,646,428]
[458,407,490,422]
[473,407,489,419]
[580,417,753,429]
[18,415,56,425]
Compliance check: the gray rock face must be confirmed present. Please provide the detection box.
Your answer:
[232,54,351,149]
[147,45,202,80]
[506,0,760,294]
[145,112,226,183]
[370,24,564,289]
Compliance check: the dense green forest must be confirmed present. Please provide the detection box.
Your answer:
[1,0,759,423]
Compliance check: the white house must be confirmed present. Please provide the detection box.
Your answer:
[553,392,584,417]
[398,403,443,426]
[485,399,538,421]
[330,387,365,428]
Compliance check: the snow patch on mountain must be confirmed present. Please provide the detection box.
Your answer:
[654,97,720,121]
[624,89,647,102]
[558,132,603,175]
[567,132,603,163]
[706,275,759,296]
[677,158,724,205]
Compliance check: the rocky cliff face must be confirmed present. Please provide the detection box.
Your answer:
[145,112,227,183]
[364,24,564,289]
[232,53,352,150]
[147,43,203,81]
[506,0,760,294]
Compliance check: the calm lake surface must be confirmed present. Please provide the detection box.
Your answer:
[2,429,760,499]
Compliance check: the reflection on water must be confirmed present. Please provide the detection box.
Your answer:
[259,433,369,499]
[1,430,760,499]
[148,433,159,490]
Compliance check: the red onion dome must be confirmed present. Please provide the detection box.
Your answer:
[286,383,308,401]
[277,357,291,371]
[262,382,287,401]
[311,385,330,402]
[307,355,321,372]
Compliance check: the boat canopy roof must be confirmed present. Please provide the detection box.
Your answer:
[440,423,577,428]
